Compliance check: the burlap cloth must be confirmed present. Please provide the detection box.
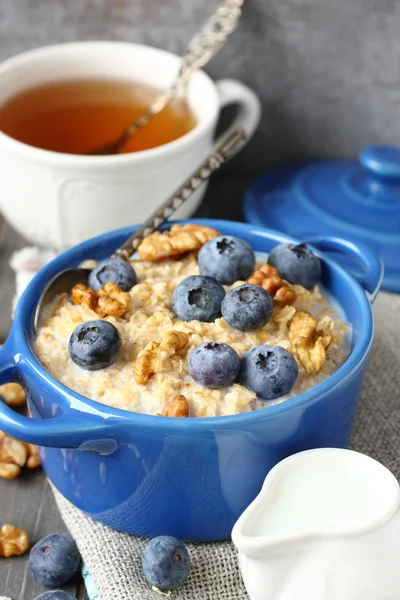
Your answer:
[50,291,400,600]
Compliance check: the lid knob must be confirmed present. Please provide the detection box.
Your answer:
[360,145,400,183]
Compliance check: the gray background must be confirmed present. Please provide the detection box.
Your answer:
[0,0,399,173]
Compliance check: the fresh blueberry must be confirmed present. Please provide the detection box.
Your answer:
[88,258,137,291]
[221,284,273,331]
[239,345,298,400]
[198,235,256,285]
[141,535,190,590]
[33,592,77,600]
[188,342,240,388]
[29,533,81,587]
[68,320,121,370]
[268,242,321,289]
[172,275,225,322]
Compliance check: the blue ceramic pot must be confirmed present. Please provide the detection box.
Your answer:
[0,220,383,541]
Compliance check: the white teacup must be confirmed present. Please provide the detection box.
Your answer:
[0,41,261,250]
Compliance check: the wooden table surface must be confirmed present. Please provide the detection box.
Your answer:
[0,174,250,600]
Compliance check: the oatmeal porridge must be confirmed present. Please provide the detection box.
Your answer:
[34,226,350,417]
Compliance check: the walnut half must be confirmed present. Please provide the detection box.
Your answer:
[0,383,26,408]
[289,311,332,375]
[25,444,41,469]
[0,524,29,557]
[138,224,220,261]
[248,264,297,307]
[72,282,130,318]
[160,395,190,418]
[133,331,189,386]
[0,432,41,479]
[0,434,26,479]
[97,283,130,317]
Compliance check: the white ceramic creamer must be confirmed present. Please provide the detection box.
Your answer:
[232,448,400,600]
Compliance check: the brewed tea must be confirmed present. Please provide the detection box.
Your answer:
[0,78,197,155]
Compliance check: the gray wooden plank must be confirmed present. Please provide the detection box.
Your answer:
[0,470,87,599]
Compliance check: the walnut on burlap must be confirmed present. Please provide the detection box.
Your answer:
[52,292,400,600]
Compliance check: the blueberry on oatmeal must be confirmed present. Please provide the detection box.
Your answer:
[68,320,121,370]
[268,243,321,289]
[221,284,273,331]
[189,342,240,388]
[239,345,298,400]
[141,536,190,590]
[88,258,137,291]
[198,235,255,285]
[29,533,81,587]
[172,275,225,322]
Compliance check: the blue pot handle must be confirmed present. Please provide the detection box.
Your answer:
[302,236,384,302]
[0,351,118,449]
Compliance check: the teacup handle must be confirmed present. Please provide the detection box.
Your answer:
[214,78,261,143]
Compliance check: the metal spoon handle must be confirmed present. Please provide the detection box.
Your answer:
[112,126,247,261]
[121,0,245,141]
[179,0,244,81]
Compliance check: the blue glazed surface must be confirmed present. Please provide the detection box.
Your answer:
[243,145,399,291]
[0,220,381,540]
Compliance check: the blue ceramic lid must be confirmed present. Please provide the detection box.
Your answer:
[243,145,400,292]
